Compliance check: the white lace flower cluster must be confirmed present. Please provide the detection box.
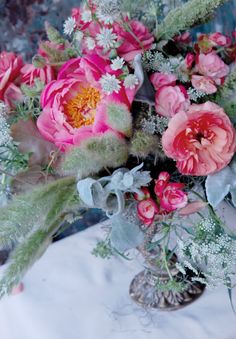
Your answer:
[177,218,236,288]
[93,0,122,24]
[0,103,12,147]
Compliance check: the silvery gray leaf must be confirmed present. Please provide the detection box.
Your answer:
[104,189,125,217]
[77,178,105,207]
[133,54,155,105]
[206,166,235,208]
[110,214,144,252]
[230,189,236,207]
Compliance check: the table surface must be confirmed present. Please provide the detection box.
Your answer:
[0,204,236,339]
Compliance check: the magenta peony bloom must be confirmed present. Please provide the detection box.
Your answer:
[162,102,236,176]
[0,51,24,107]
[37,54,136,151]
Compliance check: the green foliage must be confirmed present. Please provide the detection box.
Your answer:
[155,278,186,293]
[130,130,162,158]
[0,176,82,297]
[214,68,236,123]
[156,0,229,40]
[92,241,114,259]
[106,104,132,137]
[0,229,51,297]
[0,176,77,248]
[61,133,129,177]
[45,22,65,45]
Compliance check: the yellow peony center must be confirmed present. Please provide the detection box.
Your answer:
[64,87,101,129]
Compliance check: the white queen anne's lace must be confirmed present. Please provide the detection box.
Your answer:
[124,74,139,89]
[111,57,125,71]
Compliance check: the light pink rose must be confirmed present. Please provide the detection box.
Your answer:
[0,51,24,107]
[113,19,154,62]
[154,172,187,213]
[196,52,229,84]
[150,73,176,90]
[162,102,236,176]
[209,32,231,47]
[21,64,55,87]
[155,85,190,118]
[37,54,136,151]
[191,75,217,94]
[137,198,159,226]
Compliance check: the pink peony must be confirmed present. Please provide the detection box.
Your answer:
[196,52,229,84]
[191,75,217,94]
[137,198,159,226]
[162,102,236,176]
[150,73,176,90]
[154,172,188,213]
[154,85,190,118]
[37,54,136,151]
[0,51,24,107]
[113,19,154,62]
[21,64,55,87]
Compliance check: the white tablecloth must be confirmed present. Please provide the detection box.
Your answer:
[0,205,236,339]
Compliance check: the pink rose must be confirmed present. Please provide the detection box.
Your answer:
[185,53,195,69]
[175,32,191,44]
[134,187,151,201]
[0,51,24,107]
[191,75,217,94]
[137,198,159,226]
[162,102,236,176]
[37,54,136,151]
[113,19,154,62]
[209,32,231,47]
[154,172,188,213]
[155,85,190,118]
[21,64,55,87]
[196,52,229,84]
[150,73,176,90]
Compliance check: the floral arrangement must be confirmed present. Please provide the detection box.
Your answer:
[0,0,236,303]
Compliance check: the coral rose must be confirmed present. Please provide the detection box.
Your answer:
[37,54,136,151]
[0,51,24,107]
[196,52,229,84]
[113,19,154,62]
[155,85,190,118]
[162,102,236,176]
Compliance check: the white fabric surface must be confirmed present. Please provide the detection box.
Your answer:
[0,204,236,339]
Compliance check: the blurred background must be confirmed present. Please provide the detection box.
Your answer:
[0,0,236,61]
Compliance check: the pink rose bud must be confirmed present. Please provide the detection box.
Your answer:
[196,52,229,84]
[137,198,159,226]
[150,72,176,90]
[185,53,195,69]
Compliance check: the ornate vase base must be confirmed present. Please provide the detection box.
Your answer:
[129,270,205,311]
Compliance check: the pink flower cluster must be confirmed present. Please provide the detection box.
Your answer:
[135,173,188,226]
[71,6,154,62]
[0,47,56,109]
